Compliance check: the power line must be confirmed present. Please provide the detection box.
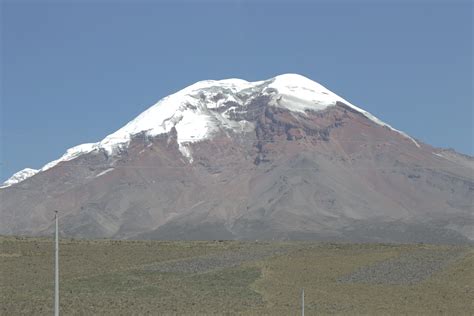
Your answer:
[1,126,424,144]
[53,136,418,143]
[2,166,472,193]
[1,159,471,170]
[15,165,472,170]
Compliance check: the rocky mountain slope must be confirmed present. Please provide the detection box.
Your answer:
[1,74,472,243]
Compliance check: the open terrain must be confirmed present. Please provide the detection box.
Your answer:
[1,236,473,315]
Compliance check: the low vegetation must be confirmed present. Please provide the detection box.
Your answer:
[1,237,472,315]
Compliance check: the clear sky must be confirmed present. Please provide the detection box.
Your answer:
[1,0,472,181]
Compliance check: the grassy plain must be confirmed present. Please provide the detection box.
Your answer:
[1,236,472,315]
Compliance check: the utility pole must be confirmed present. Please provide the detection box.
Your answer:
[301,288,304,316]
[54,211,59,316]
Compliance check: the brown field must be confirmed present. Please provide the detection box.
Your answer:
[1,236,473,315]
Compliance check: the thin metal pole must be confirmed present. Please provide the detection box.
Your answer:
[54,211,59,316]
[301,288,304,316]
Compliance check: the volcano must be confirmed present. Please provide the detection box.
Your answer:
[1,74,472,243]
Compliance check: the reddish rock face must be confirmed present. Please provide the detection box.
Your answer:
[1,97,473,243]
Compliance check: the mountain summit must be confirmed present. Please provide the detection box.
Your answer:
[2,74,417,186]
[1,74,472,243]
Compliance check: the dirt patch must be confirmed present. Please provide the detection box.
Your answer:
[338,247,467,285]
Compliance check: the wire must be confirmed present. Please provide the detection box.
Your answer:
[86,138,415,143]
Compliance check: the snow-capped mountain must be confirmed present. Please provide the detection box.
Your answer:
[1,74,472,243]
[2,74,417,187]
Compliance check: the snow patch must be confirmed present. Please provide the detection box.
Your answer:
[41,143,98,172]
[95,168,114,178]
[1,168,39,188]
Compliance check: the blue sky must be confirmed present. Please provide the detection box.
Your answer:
[1,0,472,181]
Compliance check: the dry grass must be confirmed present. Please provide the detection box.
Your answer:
[1,237,472,315]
